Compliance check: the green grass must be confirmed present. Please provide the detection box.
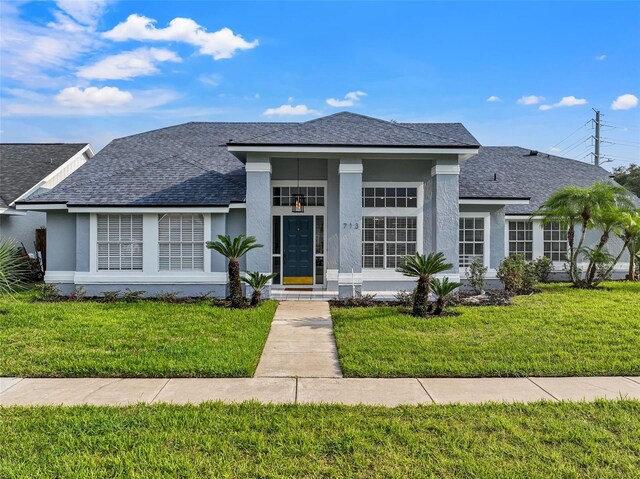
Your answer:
[1,401,639,478]
[0,291,277,377]
[332,282,640,377]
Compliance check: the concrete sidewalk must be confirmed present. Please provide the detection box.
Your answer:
[254,301,342,378]
[2,376,639,407]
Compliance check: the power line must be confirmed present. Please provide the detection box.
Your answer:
[549,119,591,150]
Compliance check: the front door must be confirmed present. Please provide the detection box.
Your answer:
[283,216,314,285]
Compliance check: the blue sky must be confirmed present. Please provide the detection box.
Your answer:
[1,1,639,169]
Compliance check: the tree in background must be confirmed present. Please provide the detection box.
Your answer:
[612,164,640,198]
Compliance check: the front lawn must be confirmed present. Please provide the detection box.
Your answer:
[332,282,640,377]
[0,291,277,377]
[1,401,639,478]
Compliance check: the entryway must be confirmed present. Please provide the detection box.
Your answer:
[282,216,314,285]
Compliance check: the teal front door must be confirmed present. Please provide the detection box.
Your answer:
[283,216,314,285]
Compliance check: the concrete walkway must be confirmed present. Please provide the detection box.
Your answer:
[254,301,342,378]
[2,376,639,407]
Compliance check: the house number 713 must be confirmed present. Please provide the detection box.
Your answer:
[343,222,359,229]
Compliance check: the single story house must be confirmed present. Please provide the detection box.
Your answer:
[1,143,94,250]
[17,112,633,298]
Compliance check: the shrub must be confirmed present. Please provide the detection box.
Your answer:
[68,286,86,302]
[101,290,121,302]
[122,289,145,303]
[533,256,553,282]
[155,291,180,303]
[39,283,60,301]
[394,289,415,307]
[0,239,28,295]
[430,276,462,316]
[497,254,537,295]
[241,271,277,306]
[466,257,487,294]
[330,294,378,308]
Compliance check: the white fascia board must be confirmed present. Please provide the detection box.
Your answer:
[229,202,246,209]
[15,203,67,210]
[459,198,530,205]
[0,208,26,216]
[11,144,93,206]
[67,206,231,213]
[229,145,478,156]
[506,214,543,220]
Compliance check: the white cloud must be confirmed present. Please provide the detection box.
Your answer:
[539,96,588,111]
[3,88,178,117]
[104,14,258,60]
[55,86,133,107]
[0,3,102,86]
[263,104,320,117]
[55,0,109,27]
[517,95,544,105]
[611,93,638,111]
[595,54,607,61]
[549,146,562,152]
[77,47,181,80]
[198,73,222,87]
[486,95,501,102]
[326,90,367,107]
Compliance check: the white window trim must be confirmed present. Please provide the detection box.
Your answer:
[361,182,424,271]
[505,219,535,260]
[158,213,210,273]
[270,180,328,286]
[459,211,491,269]
[90,213,211,275]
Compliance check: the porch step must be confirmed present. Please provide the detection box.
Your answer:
[270,290,338,301]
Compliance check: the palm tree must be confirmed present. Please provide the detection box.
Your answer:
[242,271,277,306]
[430,276,462,316]
[536,182,633,286]
[206,235,262,308]
[396,252,452,317]
[0,239,28,296]
[607,209,640,280]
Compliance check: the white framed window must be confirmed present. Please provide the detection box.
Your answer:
[273,186,325,206]
[97,214,143,271]
[508,221,533,260]
[362,187,418,208]
[544,221,568,261]
[158,214,205,271]
[362,216,417,269]
[361,182,423,270]
[459,216,487,268]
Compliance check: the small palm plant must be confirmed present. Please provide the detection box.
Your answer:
[0,239,28,296]
[242,271,277,306]
[206,234,263,308]
[397,252,453,317]
[430,276,462,316]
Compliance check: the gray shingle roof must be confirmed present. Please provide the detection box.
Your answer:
[0,143,88,208]
[229,112,480,147]
[459,146,636,214]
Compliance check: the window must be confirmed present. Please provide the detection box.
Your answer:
[544,221,568,261]
[362,216,417,268]
[158,214,204,271]
[315,216,324,284]
[97,214,143,270]
[508,221,533,260]
[362,187,417,208]
[273,186,325,207]
[459,217,485,267]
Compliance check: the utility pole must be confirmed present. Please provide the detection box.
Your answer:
[593,109,601,166]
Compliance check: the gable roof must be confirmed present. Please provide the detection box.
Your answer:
[0,143,88,208]
[459,146,633,214]
[229,112,479,147]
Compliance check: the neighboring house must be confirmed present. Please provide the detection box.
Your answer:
[1,143,94,251]
[17,113,635,297]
